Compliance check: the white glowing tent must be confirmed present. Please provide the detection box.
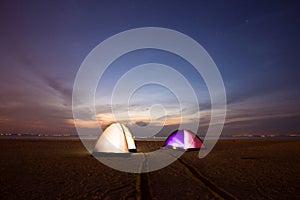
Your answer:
[93,123,137,153]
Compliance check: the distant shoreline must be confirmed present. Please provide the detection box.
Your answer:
[0,135,299,141]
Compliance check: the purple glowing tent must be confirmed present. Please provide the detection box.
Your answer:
[163,130,205,150]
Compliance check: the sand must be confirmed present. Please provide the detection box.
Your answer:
[0,138,299,199]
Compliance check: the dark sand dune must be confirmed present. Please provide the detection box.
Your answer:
[0,138,299,199]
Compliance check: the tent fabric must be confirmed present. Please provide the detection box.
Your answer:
[163,130,204,150]
[121,124,136,151]
[93,123,137,153]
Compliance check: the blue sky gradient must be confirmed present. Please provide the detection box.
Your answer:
[0,0,299,136]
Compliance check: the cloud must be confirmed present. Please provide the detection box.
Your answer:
[135,121,149,127]
[0,49,74,134]
[40,74,72,105]
[0,101,75,134]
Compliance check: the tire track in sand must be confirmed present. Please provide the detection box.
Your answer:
[99,180,136,200]
[136,153,153,200]
[178,158,238,200]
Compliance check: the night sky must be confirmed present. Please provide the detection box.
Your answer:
[0,0,299,136]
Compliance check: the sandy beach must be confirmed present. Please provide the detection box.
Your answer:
[0,138,299,199]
